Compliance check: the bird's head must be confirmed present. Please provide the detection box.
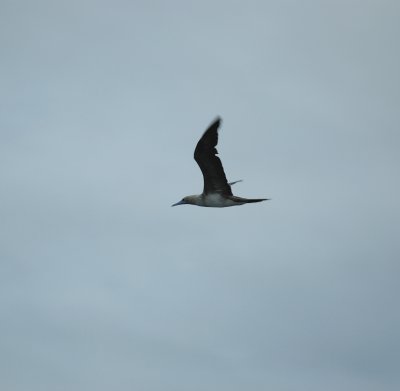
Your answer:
[171,195,198,207]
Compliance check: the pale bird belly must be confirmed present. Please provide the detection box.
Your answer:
[202,194,241,208]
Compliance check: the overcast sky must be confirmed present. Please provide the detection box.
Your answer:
[1,1,399,390]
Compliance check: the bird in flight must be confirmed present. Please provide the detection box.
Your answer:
[172,117,269,207]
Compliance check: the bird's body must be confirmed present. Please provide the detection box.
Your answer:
[180,194,267,208]
[172,117,268,208]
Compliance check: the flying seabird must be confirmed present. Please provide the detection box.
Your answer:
[172,117,269,207]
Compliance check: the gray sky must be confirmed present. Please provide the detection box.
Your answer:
[1,1,399,390]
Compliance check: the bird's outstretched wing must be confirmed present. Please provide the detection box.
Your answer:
[194,117,232,195]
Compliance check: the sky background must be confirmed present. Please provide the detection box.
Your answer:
[1,0,399,390]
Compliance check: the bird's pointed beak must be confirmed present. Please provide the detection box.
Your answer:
[171,200,186,207]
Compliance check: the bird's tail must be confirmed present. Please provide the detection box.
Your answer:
[242,198,270,203]
[229,196,270,204]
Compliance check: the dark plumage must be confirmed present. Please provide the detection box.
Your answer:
[194,117,232,196]
[172,117,269,208]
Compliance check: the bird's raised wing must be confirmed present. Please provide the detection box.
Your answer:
[194,117,232,195]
